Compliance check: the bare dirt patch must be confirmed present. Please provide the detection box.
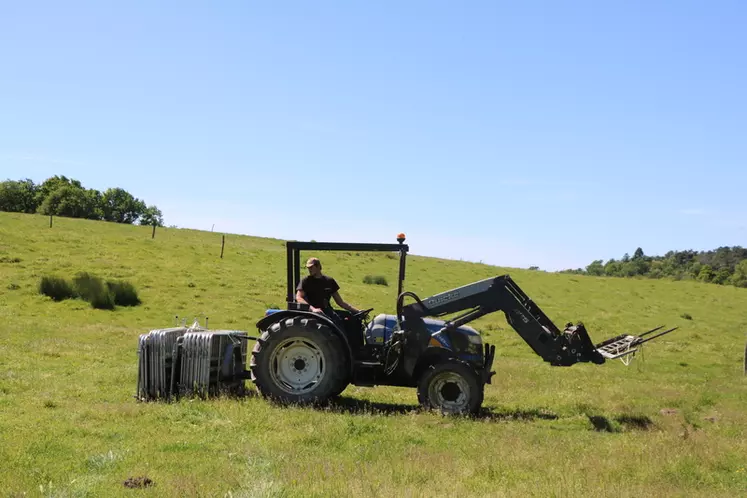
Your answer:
[123,476,154,489]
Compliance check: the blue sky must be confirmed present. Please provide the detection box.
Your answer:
[1,1,745,271]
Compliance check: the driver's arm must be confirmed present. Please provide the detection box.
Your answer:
[332,291,359,313]
[296,289,322,313]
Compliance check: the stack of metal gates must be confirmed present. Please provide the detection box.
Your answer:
[136,321,249,401]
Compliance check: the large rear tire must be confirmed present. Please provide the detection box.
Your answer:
[417,360,484,415]
[250,316,349,405]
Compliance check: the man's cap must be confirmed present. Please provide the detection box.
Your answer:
[305,257,321,268]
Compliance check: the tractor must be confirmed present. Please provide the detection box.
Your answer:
[248,234,677,414]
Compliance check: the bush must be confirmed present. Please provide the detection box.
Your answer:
[72,272,104,300]
[39,276,76,301]
[107,280,141,306]
[363,275,388,286]
[38,272,140,310]
[89,291,115,310]
[73,272,114,310]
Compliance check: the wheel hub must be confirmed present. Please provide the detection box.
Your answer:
[430,372,470,412]
[440,381,462,402]
[269,339,326,394]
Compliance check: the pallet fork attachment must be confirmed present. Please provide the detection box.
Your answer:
[594,325,679,364]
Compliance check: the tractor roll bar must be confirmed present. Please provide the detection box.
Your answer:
[285,239,410,304]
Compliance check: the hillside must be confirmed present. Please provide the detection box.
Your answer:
[1,211,745,497]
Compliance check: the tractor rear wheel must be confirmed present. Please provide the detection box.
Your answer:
[417,360,484,415]
[251,316,349,405]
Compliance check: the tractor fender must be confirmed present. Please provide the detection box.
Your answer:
[255,310,354,376]
[410,347,457,384]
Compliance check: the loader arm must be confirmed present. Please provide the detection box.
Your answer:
[398,275,677,367]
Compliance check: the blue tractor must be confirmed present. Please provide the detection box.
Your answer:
[249,235,677,414]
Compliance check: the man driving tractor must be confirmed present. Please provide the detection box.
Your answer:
[295,257,361,321]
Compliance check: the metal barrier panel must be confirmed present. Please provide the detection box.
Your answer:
[136,325,248,401]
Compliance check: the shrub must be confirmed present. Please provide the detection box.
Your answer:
[72,272,104,300]
[73,272,114,310]
[363,275,388,286]
[39,276,76,301]
[38,271,140,310]
[89,291,115,310]
[107,280,141,306]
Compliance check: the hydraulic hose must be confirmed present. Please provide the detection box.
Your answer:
[396,290,429,322]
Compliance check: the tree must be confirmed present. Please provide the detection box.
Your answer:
[84,189,104,220]
[139,205,164,227]
[731,260,747,288]
[572,244,747,287]
[630,256,649,276]
[585,260,604,276]
[712,268,732,285]
[1,174,165,226]
[37,185,99,219]
[689,261,703,280]
[604,259,622,276]
[101,188,146,224]
[697,264,714,283]
[0,178,39,213]
[35,175,83,206]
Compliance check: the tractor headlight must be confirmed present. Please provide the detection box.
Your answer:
[465,334,482,355]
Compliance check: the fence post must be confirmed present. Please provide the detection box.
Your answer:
[152,224,156,239]
[49,215,53,228]
[220,235,225,259]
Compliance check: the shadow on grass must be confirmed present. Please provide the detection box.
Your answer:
[303,395,560,422]
[161,388,655,430]
[321,396,420,416]
[588,413,655,433]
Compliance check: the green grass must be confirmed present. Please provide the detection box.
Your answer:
[1,211,746,497]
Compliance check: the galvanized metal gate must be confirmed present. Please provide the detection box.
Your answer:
[136,321,249,401]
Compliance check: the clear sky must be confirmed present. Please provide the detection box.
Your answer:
[1,1,745,271]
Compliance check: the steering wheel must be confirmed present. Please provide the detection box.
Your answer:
[351,308,374,320]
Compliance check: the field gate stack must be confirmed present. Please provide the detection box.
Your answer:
[136,319,249,401]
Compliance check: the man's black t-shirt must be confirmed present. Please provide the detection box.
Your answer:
[297,275,340,309]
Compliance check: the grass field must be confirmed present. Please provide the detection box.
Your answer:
[1,211,746,497]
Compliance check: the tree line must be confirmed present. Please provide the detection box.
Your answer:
[0,175,164,226]
[561,246,747,288]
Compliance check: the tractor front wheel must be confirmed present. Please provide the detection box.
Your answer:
[417,360,484,415]
[250,316,349,405]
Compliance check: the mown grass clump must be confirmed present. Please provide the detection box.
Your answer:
[37,272,141,310]
[39,275,76,301]
[106,279,141,306]
[363,275,388,286]
[73,272,114,310]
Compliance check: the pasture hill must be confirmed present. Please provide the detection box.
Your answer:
[0,211,745,497]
